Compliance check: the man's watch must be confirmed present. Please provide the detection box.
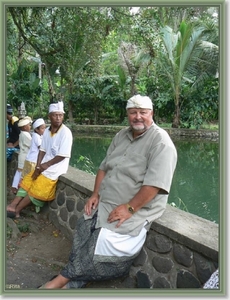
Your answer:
[127,203,135,214]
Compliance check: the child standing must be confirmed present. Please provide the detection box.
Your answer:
[21,118,46,179]
[11,116,32,194]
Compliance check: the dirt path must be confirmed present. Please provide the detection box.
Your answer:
[6,191,72,289]
[5,189,130,291]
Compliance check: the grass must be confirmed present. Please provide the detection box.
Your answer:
[7,224,12,239]
[17,223,30,233]
[200,122,219,130]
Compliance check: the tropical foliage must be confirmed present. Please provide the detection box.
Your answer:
[6,6,219,128]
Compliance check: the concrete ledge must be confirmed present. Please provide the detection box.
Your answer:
[152,205,218,261]
[61,166,218,261]
[60,168,95,196]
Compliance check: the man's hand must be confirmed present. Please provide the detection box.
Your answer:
[31,162,50,180]
[107,204,133,228]
[84,194,99,216]
[31,168,41,180]
[39,162,50,172]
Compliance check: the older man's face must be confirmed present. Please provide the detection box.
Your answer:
[49,112,64,127]
[127,108,153,135]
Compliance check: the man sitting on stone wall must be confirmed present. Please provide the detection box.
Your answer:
[38,94,177,289]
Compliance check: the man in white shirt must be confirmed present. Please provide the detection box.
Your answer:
[7,101,73,218]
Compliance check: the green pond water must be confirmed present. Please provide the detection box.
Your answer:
[70,135,219,224]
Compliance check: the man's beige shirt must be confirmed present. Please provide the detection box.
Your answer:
[95,123,177,236]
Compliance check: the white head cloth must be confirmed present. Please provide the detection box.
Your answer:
[49,101,65,113]
[32,118,45,129]
[18,116,32,127]
[126,94,153,110]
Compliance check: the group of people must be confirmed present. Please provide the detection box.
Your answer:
[7,101,73,218]
[7,104,44,194]
[6,95,218,290]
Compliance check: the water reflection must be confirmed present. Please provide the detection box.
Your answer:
[169,139,219,223]
[70,135,219,224]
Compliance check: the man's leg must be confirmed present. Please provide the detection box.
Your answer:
[39,274,70,289]
[7,195,23,214]
[14,195,32,217]
[7,187,29,217]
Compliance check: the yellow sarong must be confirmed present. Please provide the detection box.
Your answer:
[21,160,36,178]
[20,170,57,201]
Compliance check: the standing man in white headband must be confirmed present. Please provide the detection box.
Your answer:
[38,94,177,289]
[7,101,73,218]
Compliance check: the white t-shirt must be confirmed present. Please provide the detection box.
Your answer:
[40,124,73,180]
[25,132,42,163]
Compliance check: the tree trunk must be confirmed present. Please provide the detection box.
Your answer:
[42,61,56,104]
[94,106,98,125]
[130,75,137,96]
[172,102,180,128]
[119,99,127,123]
[172,87,180,128]
[68,100,74,123]
[67,81,74,123]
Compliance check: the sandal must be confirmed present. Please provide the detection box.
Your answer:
[7,211,16,218]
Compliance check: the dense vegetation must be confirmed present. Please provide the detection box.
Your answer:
[6,6,219,128]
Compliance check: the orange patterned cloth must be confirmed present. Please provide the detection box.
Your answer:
[20,170,57,201]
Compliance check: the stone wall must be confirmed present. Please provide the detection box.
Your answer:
[48,166,218,289]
